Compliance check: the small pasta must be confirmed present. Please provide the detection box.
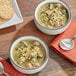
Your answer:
[37,3,68,29]
[13,40,46,69]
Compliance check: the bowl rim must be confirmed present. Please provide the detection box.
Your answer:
[34,0,71,30]
[10,36,49,70]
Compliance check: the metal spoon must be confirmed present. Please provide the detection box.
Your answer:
[60,35,76,50]
[0,62,10,76]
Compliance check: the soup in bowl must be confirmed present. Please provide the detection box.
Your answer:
[10,36,49,74]
[37,3,68,29]
[34,0,71,35]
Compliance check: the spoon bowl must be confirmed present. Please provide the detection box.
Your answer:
[60,35,76,50]
[60,39,74,50]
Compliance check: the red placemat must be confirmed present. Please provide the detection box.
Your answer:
[0,57,26,76]
[50,20,76,64]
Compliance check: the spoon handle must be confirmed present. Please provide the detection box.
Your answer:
[2,71,10,76]
[71,35,76,40]
[4,72,10,76]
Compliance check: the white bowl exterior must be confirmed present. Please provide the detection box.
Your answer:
[10,36,49,74]
[11,57,48,74]
[34,18,71,35]
[34,0,71,35]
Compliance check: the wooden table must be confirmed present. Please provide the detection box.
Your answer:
[0,0,76,76]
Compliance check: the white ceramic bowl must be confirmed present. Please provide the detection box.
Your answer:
[10,36,49,74]
[34,0,71,35]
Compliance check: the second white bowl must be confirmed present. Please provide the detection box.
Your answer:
[10,36,49,74]
[34,0,71,35]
